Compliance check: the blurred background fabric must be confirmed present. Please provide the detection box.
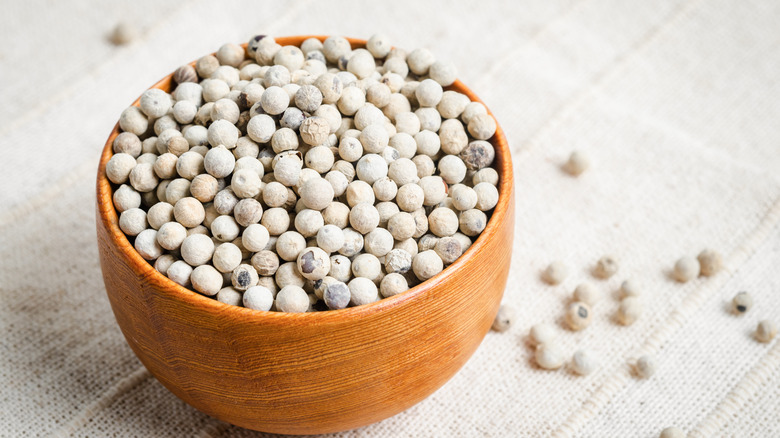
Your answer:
[1,0,779,436]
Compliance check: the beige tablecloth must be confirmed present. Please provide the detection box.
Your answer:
[2,0,779,436]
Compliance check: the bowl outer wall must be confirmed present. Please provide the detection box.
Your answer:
[95,35,515,435]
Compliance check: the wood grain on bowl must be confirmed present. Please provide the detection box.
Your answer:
[96,36,514,435]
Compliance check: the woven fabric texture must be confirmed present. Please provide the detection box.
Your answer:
[1,0,779,436]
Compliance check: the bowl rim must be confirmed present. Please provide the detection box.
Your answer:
[96,35,514,326]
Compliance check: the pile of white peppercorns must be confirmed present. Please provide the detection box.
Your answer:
[106,34,501,313]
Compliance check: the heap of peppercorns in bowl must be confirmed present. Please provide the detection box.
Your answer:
[96,34,514,434]
[105,34,502,312]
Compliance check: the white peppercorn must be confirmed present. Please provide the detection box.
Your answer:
[274,285,308,312]
[119,208,148,237]
[325,170,349,197]
[359,124,390,154]
[396,238,419,258]
[184,125,208,147]
[452,232,472,253]
[147,201,174,230]
[566,302,593,331]
[379,273,408,298]
[273,155,303,187]
[156,221,187,250]
[414,130,441,158]
[366,82,391,108]
[134,229,163,261]
[296,247,331,281]
[396,183,425,212]
[376,201,400,228]
[139,88,172,119]
[356,154,389,185]
[174,197,205,228]
[348,277,378,306]
[247,114,276,143]
[412,250,443,281]
[213,188,239,215]
[411,208,429,238]
[210,215,239,242]
[755,320,777,343]
[732,291,753,314]
[264,64,291,87]
[406,48,435,75]
[181,233,215,266]
[634,355,657,379]
[594,255,619,280]
[153,153,178,180]
[412,155,436,179]
[564,150,590,176]
[167,260,193,287]
[467,113,497,140]
[491,304,515,332]
[415,79,443,108]
[529,323,558,346]
[319,281,348,310]
[260,86,290,115]
[339,228,364,257]
[293,209,324,238]
[113,132,142,157]
[474,182,499,211]
[119,106,149,136]
[154,254,176,275]
[213,242,242,273]
[673,256,699,282]
[349,203,380,234]
[231,168,263,198]
[211,98,241,124]
[428,207,459,237]
[319,203,348,230]
[697,249,723,276]
[332,160,356,181]
[304,146,335,173]
[450,185,478,211]
[438,155,467,185]
[176,151,205,180]
[313,73,343,105]
[372,177,397,202]
[128,163,159,193]
[394,112,421,136]
[233,198,262,227]
[203,145,235,178]
[327,255,351,283]
[191,264,224,296]
[207,119,239,149]
[338,136,364,162]
[346,49,375,79]
[231,263,259,291]
[217,287,243,306]
[276,231,307,261]
[248,250,278,278]
[571,350,598,376]
[298,177,335,211]
[543,261,568,285]
[617,296,641,325]
[472,167,499,186]
[574,282,600,305]
[535,344,565,370]
[113,184,141,212]
[434,236,462,265]
[620,280,641,298]
[243,285,274,311]
[364,228,394,257]
[417,234,439,253]
[460,140,495,171]
[313,224,343,253]
[263,182,288,208]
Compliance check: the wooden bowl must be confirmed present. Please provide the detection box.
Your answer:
[96,36,514,435]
